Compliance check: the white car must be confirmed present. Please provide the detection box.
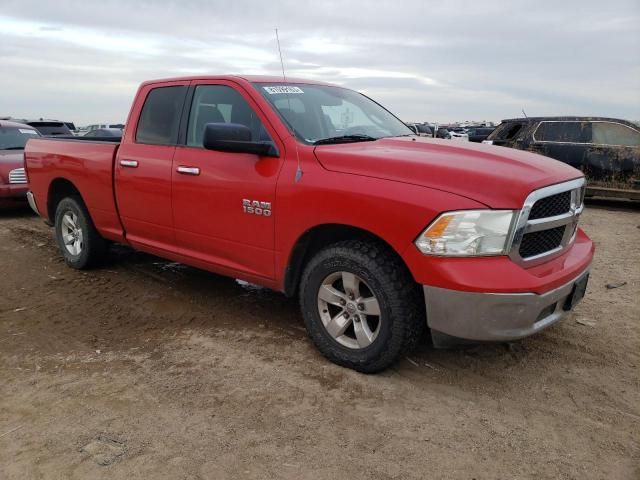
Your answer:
[448,130,469,141]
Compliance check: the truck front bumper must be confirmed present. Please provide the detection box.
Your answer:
[0,183,28,199]
[424,268,590,343]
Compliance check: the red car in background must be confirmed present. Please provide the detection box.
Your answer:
[0,120,39,205]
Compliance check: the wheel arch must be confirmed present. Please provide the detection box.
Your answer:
[47,178,85,223]
[283,223,416,297]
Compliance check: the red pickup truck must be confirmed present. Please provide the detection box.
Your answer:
[25,75,594,372]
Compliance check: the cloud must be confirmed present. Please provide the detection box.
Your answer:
[0,0,638,124]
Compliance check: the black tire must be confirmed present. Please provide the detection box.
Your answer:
[54,196,108,269]
[299,240,425,373]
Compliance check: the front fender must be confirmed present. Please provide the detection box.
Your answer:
[274,152,486,290]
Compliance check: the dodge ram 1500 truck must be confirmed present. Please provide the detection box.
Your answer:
[25,75,594,372]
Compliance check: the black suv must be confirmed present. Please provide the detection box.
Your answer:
[466,126,494,143]
[24,120,72,136]
[484,117,640,199]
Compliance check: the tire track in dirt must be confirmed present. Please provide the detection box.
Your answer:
[1,206,639,479]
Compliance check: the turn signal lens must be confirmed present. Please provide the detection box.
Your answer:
[415,210,516,256]
[424,215,454,238]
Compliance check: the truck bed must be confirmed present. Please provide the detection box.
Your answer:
[25,137,125,242]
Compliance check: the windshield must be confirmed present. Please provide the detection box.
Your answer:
[0,126,40,150]
[255,83,412,144]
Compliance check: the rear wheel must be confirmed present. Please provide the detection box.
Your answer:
[299,240,425,373]
[54,196,108,269]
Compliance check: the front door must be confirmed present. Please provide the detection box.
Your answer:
[171,81,285,280]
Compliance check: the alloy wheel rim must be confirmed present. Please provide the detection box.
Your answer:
[61,212,83,256]
[317,271,382,349]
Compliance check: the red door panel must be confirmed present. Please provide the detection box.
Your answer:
[172,149,281,277]
[171,80,285,280]
[115,80,189,251]
[115,143,176,250]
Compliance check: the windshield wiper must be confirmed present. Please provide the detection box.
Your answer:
[3,146,25,150]
[313,134,377,145]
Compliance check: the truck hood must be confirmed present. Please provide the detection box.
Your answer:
[313,137,583,208]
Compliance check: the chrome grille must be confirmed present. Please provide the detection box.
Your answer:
[509,178,585,266]
[8,168,27,184]
[528,191,571,220]
[519,226,566,258]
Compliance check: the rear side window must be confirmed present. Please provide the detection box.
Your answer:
[591,122,640,147]
[136,86,187,145]
[534,121,590,143]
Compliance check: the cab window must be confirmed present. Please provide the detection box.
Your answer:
[186,85,271,147]
[136,86,187,145]
[591,122,640,147]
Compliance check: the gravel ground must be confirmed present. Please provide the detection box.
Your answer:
[0,202,638,479]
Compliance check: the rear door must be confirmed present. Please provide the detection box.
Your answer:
[170,80,285,280]
[115,81,188,251]
[585,121,640,188]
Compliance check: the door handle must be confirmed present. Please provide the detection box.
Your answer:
[176,166,200,176]
[120,159,138,168]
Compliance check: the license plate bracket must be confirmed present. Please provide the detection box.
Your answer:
[563,274,589,311]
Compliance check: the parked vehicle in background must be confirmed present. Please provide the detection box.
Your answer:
[467,126,495,143]
[483,117,640,200]
[435,127,450,139]
[25,120,73,136]
[0,120,39,204]
[63,122,78,134]
[447,128,469,141]
[412,123,434,137]
[83,128,123,139]
[25,75,593,372]
[86,123,125,132]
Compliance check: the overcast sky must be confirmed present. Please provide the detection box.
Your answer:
[1,0,639,125]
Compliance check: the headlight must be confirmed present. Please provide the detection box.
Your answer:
[415,210,516,256]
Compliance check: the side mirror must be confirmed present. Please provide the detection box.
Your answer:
[203,123,278,157]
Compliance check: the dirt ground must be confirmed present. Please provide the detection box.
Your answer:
[0,202,638,480]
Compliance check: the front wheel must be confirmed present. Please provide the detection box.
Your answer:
[299,240,425,373]
[54,196,108,269]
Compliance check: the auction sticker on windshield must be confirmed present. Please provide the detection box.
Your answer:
[263,86,304,94]
[19,129,38,134]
